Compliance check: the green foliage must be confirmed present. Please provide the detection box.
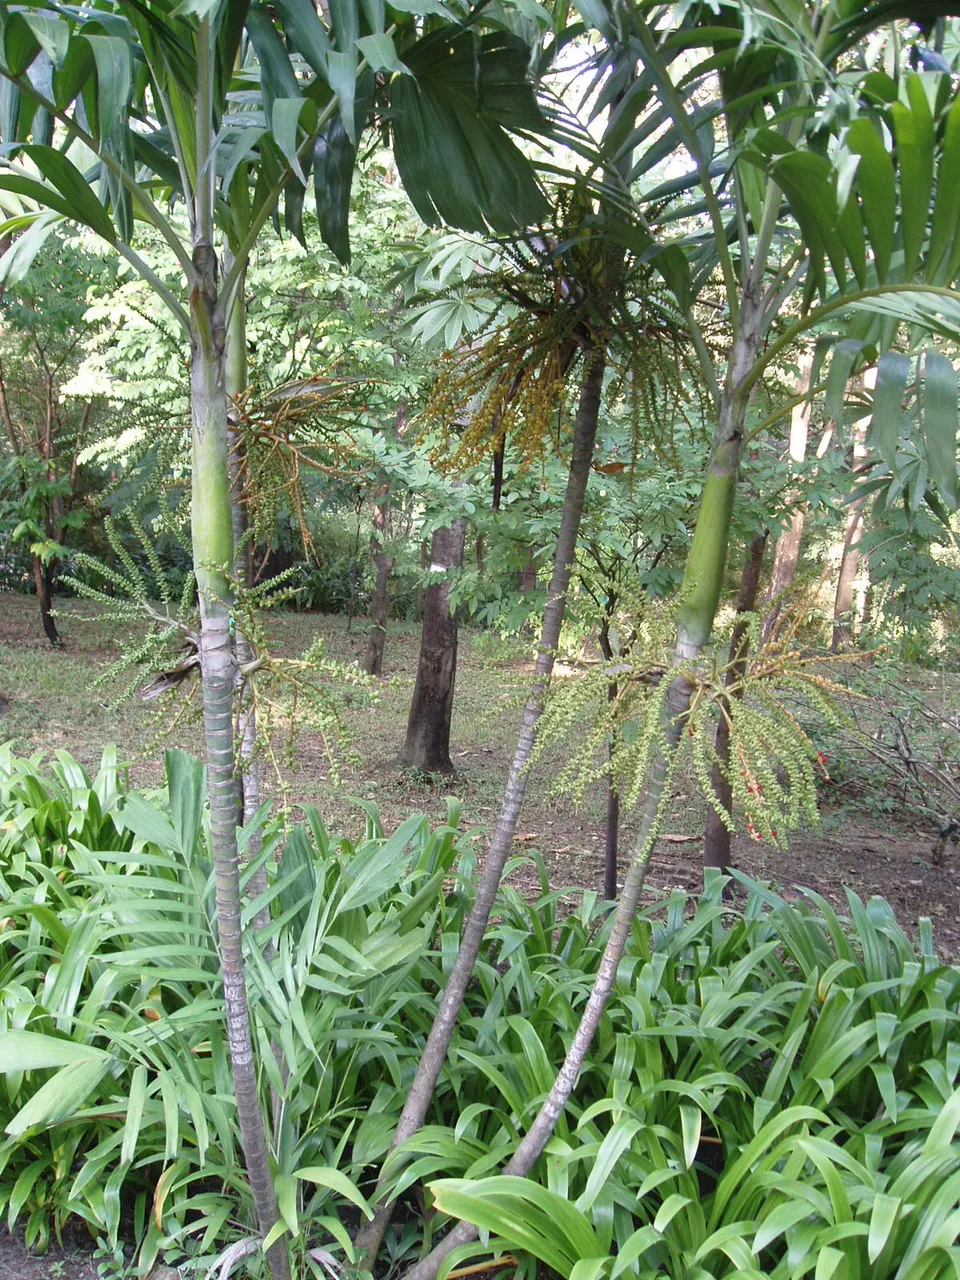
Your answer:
[57,512,199,711]
[427,872,960,1280]
[1,750,960,1275]
[0,747,471,1275]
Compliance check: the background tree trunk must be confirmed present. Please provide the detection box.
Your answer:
[762,351,812,642]
[597,615,619,901]
[832,373,872,652]
[415,538,427,621]
[703,533,768,876]
[399,516,467,772]
[362,481,392,676]
[32,556,60,647]
[517,545,537,594]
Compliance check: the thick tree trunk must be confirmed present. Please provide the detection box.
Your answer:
[362,484,392,677]
[702,532,768,876]
[400,517,467,772]
[400,313,760,1280]
[415,539,427,622]
[357,349,607,1265]
[190,231,286,1280]
[32,555,60,648]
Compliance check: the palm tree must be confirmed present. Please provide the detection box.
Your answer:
[0,2,550,1273]
[398,4,960,1276]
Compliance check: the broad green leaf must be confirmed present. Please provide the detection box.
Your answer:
[847,117,896,281]
[116,791,178,850]
[0,1031,109,1072]
[295,1166,373,1218]
[6,1058,110,1134]
[680,1105,702,1170]
[271,96,317,184]
[0,208,59,283]
[922,350,958,508]
[21,14,68,68]
[576,1118,642,1212]
[430,1177,600,1277]
[272,0,331,75]
[868,1193,901,1264]
[930,93,960,282]
[325,47,358,145]
[870,352,910,470]
[0,73,18,141]
[84,35,132,153]
[892,76,934,278]
[654,1194,691,1233]
[768,150,846,296]
[120,1065,148,1166]
[391,45,548,234]
[386,0,453,14]
[1,145,116,242]
[355,33,408,74]
[824,338,865,424]
[815,1246,844,1280]
[165,748,205,859]
[246,4,301,118]
[329,0,360,50]
[2,12,40,77]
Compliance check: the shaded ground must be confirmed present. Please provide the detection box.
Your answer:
[2,590,958,960]
[0,1229,101,1280]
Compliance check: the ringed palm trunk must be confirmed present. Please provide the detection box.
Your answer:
[402,326,757,1280]
[356,346,606,1263]
[190,239,287,1280]
[224,273,270,932]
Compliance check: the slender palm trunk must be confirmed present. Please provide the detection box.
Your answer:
[191,213,286,1280]
[401,318,758,1280]
[356,349,606,1263]
[703,533,767,875]
[597,616,619,901]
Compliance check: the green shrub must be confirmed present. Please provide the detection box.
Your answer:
[1,748,959,1279]
[0,747,470,1275]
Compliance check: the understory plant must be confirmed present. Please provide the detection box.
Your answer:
[1,749,959,1278]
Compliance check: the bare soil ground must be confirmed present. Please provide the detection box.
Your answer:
[0,1228,101,1280]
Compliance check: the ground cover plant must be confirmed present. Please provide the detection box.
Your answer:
[3,0,960,1275]
[0,749,959,1278]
